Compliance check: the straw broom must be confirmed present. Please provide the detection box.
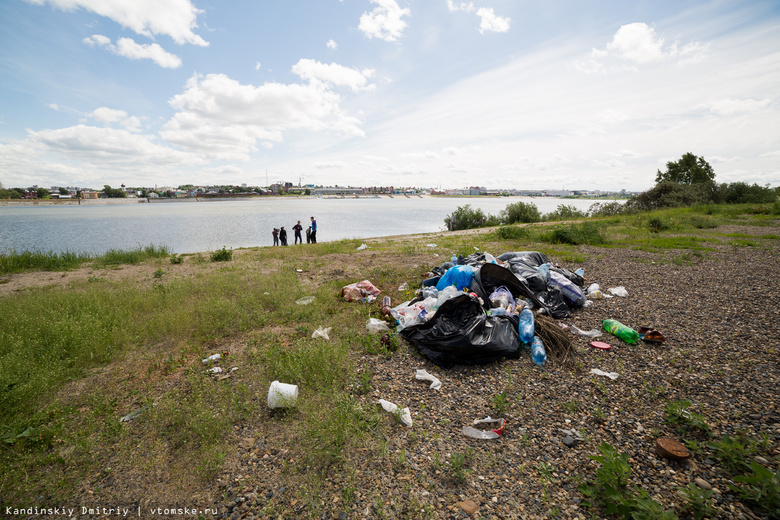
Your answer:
[535,314,576,367]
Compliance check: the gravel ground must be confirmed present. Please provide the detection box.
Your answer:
[208,225,779,520]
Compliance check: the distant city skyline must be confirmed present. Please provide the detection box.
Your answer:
[1,1,778,191]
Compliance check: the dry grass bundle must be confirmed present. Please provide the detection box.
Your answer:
[535,314,577,367]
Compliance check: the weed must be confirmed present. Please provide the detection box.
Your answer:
[707,433,757,475]
[170,253,184,264]
[538,222,608,245]
[562,399,579,413]
[677,482,716,520]
[210,246,233,262]
[356,370,373,395]
[494,225,531,240]
[153,267,164,279]
[449,452,472,484]
[648,216,670,233]
[730,462,780,516]
[664,399,711,437]
[579,442,676,519]
[490,391,509,415]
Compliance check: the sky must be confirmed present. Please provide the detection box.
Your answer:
[0,0,778,192]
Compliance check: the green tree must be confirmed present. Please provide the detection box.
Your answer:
[655,153,715,185]
[58,187,68,195]
[36,187,49,199]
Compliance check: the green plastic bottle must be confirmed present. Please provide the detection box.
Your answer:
[602,319,639,344]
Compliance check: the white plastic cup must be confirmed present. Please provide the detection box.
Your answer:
[267,381,299,409]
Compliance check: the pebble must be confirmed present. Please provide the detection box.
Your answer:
[695,478,712,490]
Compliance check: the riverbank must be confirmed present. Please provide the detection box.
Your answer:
[1,209,778,519]
[0,193,430,206]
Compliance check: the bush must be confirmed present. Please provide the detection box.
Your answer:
[499,201,541,224]
[544,204,586,222]
[210,246,233,262]
[444,205,498,230]
[626,181,716,212]
[648,217,670,233]
[715,182,777,204]
[588,201,627,217]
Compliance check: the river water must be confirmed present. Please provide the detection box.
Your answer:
[0,197,618,255]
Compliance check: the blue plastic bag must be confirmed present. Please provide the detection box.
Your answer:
[436,264,475,291]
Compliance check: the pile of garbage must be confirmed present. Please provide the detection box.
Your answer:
[391,251,586,367]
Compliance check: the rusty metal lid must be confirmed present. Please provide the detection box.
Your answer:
[655,437,690,459]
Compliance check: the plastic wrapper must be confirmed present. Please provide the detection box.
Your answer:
[488,286,515,310]
[340,280,381,302]
[378,399,412,427]
[435,264,475,291]
[367,318,391,333]
[312,326,332,340]
[415,369,442,390]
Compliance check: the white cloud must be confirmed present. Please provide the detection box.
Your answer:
[446,0,475,13]
[359,0,410,42]
[291,59,376,92]
[87,107,142,132]
[327,39,338,50]
[476,7,510,34]
[26,125,200,166]
[28,0,208,46]
[84,35,182,68]
[313,161,347,169]
[579,23,706,72]
[160,73,365,160]
[698,98,772,116]
[255,62,262,71]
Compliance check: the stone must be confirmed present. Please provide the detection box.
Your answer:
[457,499,479,515]
[695,478,712,490]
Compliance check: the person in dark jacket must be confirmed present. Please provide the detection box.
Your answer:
[272,228,279,246]
[279,226,288,246]
[293,221,303,245]
[310,216,317,243]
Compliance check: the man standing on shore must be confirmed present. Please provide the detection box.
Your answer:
[310,216,317,244]
[293,220,303,245]
[279,226,288,246]
[272,228,279,246]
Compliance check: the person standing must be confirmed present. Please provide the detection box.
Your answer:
[272,228,279,246]
[279,226,288,246]
[293,220,303,245]
[306,225,312,244]
[310,216,317,244]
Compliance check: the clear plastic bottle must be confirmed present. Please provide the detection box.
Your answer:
[518,307,535,344]
[531,336,547,365]
[422,286,439,299]
[451,254,457,263]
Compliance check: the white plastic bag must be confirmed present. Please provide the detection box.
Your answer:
[367,318,391,333]
[462,417,505,439]
[311,326,332,340]
[356,243,368,250]
[378,399,412,427]
[590,368,619,380]
[415,369,442,390]
[607,286,628,297]
[296,296,315,305]
[571,325,602,338]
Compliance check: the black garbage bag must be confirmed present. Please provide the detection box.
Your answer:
[471,262,547,311]
[399,294,521,368]
[536,286,571,319]
[497,251,551,266]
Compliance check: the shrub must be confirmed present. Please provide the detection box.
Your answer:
[499,201,541,224]
[444,204,498,230]
[210,246,233,262]
[588,201,627,217]
[625,181,716,212]
[544,204,586,222]
[731,462,780,517]
[648,217,669,233]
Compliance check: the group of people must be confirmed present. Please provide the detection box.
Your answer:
[272,216,317,246]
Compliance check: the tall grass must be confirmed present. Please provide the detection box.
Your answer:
[0,244,171,274]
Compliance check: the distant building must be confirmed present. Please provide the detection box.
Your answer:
[81,191,99,199]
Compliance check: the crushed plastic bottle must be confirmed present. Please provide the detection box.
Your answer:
[462,417,505,439]
[518,307,535,344]
[202,353,221,364]
[587,283,603,300]
[602,319,639,344]
[575,268,584,277]
[531,336,547,366]
[422,286,439,299]
[537,263,550,281]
